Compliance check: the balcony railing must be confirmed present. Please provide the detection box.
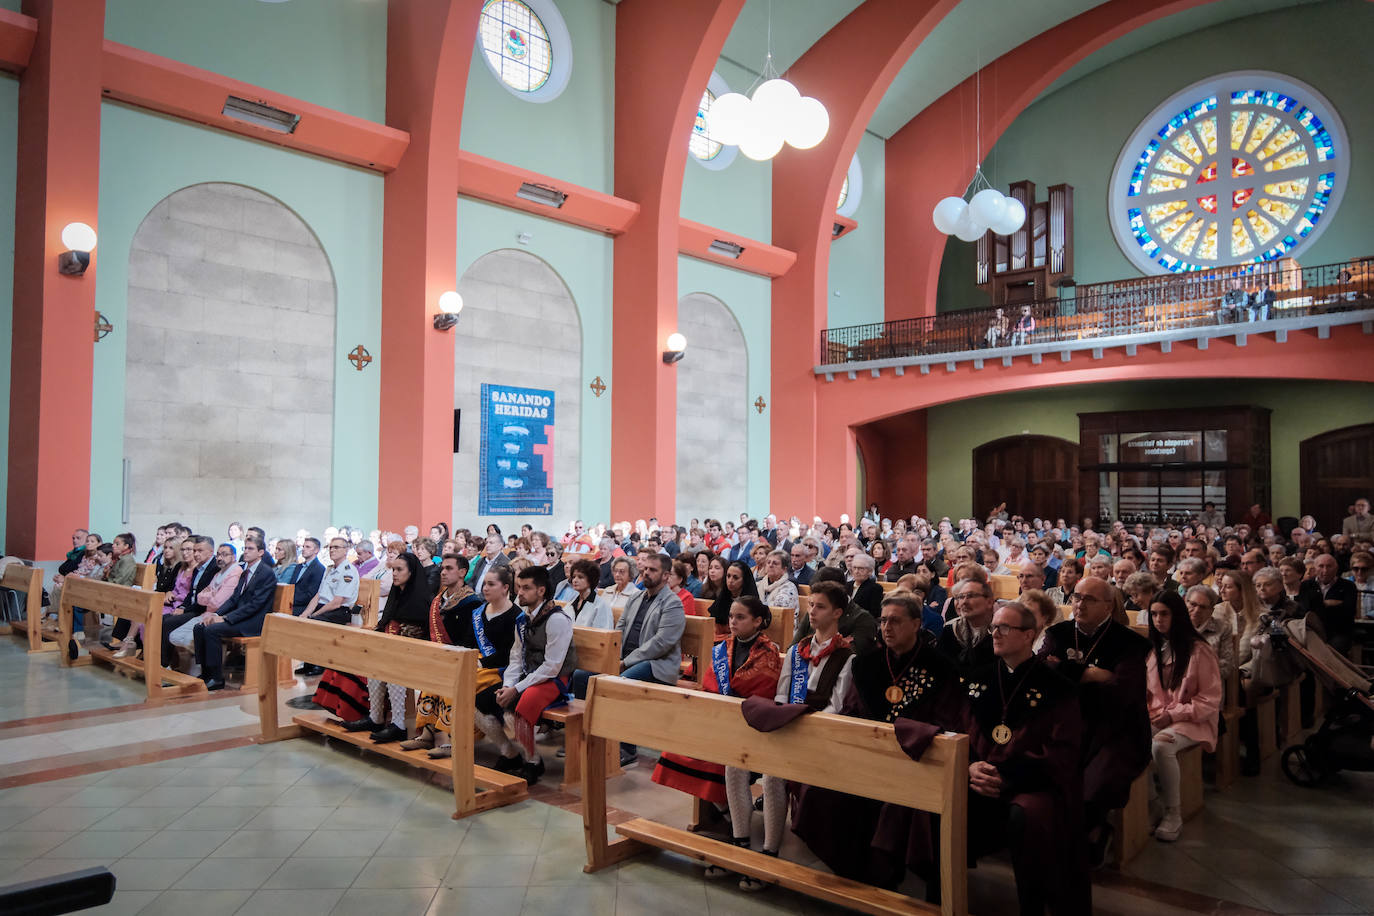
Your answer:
[819,258,1373,366]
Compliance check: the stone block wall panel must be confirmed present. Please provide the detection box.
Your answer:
[676,293,748,524]
[123,183,335,542]
[453,249,582,529]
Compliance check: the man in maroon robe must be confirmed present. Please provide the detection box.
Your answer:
[790,592,964,889]
[963,603,1089,915]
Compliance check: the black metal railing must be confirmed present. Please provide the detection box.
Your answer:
[819,258,1373,365]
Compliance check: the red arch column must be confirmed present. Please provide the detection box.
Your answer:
[5,0,103,559]
[376,0,481,531]
[768,0,959,521]
[884,0,1213,322]
[609,0,743,522]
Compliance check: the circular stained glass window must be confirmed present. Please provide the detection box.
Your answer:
[690,89,723,161]
[837,176,849,209]
[1109,72,1347,274]
[478,0,571,101]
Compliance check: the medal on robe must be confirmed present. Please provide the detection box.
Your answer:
[992,723,1012,745]
[885,685,904,704]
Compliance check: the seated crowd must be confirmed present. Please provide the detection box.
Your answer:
[19,496,1373,915]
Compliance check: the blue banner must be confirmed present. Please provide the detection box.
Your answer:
[479,383,555,515]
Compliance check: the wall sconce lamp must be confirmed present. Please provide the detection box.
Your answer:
[662,332,687,365]
[59,222,97,276]
[433,290,463,331]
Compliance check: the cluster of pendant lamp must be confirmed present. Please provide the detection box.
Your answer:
[932,182,1027,242]
[708,78,830,161]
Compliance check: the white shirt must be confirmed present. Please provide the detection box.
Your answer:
[504,602,574,693]
[774,634,854,714]
[317,561,360,607]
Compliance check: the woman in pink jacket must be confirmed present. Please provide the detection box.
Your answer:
[1145,589,1222,843]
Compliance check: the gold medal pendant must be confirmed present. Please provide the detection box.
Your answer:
[885,685,904,704]
[992,723,1012,745]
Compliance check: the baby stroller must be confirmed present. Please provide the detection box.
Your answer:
[1277,618,1374,787]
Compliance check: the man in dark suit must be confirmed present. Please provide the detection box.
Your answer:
[1299,553,1358,654]
[194,536,277,690]
[1247,278,1276,321]
[158,536,220,667]
[786,543,814,587]
[730,521,760,566]
[468,534,510,587]
[289,537,326,615]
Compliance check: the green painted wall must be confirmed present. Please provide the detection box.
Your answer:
[678,255,771,518]
[937,0,1374,311]
[104,0,386,122]
[827,131,886,328]
[456,197,614,525]
[460,0,614,194]
[92,104,385,537]
[680,58,773,244]
[0,75,15,553]
[924,379,1374,522]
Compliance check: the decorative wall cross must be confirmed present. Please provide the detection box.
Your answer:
[754,396,767,414]
[589,376,607,398]
[93,312,113,342]
[348,345,372,372]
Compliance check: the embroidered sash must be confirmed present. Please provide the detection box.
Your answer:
[787,644,809,704]
[710,640,733,697]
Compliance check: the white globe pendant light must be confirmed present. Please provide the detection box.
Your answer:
[990,197,1026,235]
[932,197,967,235]
[785,96,830,149]
[739,120,785,161]
[751,78,801,136]
[953,208,987,242]
[968,188,1008,226]
[708,92,752,146]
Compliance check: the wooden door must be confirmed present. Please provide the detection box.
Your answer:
[973,435,1079,523]
[1300,424,1374,534]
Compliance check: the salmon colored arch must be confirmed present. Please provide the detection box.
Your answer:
[884,0,1218,323]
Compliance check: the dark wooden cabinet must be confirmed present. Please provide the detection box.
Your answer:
[1078,407,1271,527]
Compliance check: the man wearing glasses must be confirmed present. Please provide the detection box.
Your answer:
[790,592,963,890]
[1038,576,1150,869]
[962,602,1089,915]
[294,538,360,676]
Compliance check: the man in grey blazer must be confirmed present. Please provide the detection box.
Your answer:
[611,552,684,766]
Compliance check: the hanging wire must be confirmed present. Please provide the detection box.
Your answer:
[962,47,992,199]
[746,0,780,94]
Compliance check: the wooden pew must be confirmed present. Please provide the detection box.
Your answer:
[797,584,810,596]
[0,563,54,652]
[224,585,296,691]
[676,615,715,689]
[764,603,794,651]
[989,574,1018,600]
[358,578,381,629]
[57,577,206,701]
[580,676,971,916]
[1113,770,1152,866]
[693,597,713,616]
[134,563,156,591]
[879,580,900,593]
[1211,635,1243,790]
[540,626,621,790]
[256,613,527,818]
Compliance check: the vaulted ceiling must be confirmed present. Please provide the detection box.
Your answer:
[717,0,1327,140]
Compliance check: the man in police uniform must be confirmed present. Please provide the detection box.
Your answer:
[294,538,359,676]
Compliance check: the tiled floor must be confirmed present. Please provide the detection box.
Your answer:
[1,635,1371,915]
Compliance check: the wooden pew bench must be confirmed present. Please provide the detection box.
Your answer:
[676,616,715,690]
[539,626,621,790]
[580,676,971,915]
[57,577,206,701]
[0,563,53,652]
[989,574,1018,600]
[256,613,527,818]
[224,585,296,690]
